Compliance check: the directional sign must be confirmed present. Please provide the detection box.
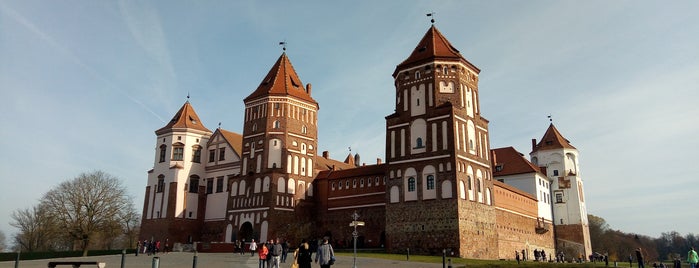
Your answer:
[349,221,365,227]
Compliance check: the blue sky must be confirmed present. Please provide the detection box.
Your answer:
[1,0,697,245]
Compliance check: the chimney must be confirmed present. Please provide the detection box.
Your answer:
[491,151,497,166]
[306,83,312,94]
[531,139,537,151]
[322,151,329,159]
[377,158,382,165]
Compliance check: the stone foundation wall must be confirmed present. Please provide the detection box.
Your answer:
[496,208,555,260]
[386,199,462,256]
[457,200,498,259]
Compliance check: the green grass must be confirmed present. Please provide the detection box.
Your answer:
[334,252,683,268]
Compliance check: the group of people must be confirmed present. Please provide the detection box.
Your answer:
[514,248,551,264]
[249,237,335,268]
[137,239,169,256]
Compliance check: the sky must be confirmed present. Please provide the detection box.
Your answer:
[1,0,698,247]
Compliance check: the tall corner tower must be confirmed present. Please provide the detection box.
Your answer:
[530,123,592,259]
[384,25,497,259]
[230,52,319,243]
[141,101,212,244]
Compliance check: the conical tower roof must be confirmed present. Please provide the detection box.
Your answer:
[531,124,576,153]
[244,53,317,105]
[394,25,479,76]
[155,101,212,135]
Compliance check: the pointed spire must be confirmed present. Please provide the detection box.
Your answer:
[155,101,212,135]
[531,123,576,153]
[244,53,317,105]
[394,25,479,76]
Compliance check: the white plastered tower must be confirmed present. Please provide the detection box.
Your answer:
[530,123,592,260]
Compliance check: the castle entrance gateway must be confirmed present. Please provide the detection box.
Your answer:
[239,222,254,242]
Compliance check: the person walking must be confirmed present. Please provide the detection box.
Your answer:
[296,239,313,268]
[282,240,289,263]
[315,237,335,268]
[636,248,645,268]
[258,243,269,268]
[271,238,283,268]
[688,247,699,268]
[249,239,258,256]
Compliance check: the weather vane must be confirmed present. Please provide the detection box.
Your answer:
[548,115,553,123]
[426,12,436,24]
[279,40,287,51]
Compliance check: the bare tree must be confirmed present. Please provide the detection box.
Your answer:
[40,171,133,256]
[118,204,141,249]
[10,204,59,252]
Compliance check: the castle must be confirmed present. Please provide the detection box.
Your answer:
[139,24,592,260]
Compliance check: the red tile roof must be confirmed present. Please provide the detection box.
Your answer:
[316,163,387,180]
[155,101,212,135]
[244,53,318,105]
[531,123,576,153]
[315,154,355,172]
[218,128,243,158]
[491,146,543,177]
[493,180,537,201]
[394,25,480,76]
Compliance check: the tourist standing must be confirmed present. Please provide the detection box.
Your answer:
[688,247,699,268]
[258,243,269,268]
[636,248,645,268]
[249,239,258,256]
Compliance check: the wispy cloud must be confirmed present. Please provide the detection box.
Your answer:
[118,0,177,103]
[0,2,166,122]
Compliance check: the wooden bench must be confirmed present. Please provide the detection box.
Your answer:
[47,261,106,268]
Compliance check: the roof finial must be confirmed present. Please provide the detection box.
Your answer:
[186,92,190,102]
[426,12,436,24]
[279,40,287,51]
[348,146,351,153]
[548,115,553,123]
[218,122,221,129]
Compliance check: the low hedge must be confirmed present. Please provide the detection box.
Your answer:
[0,249,136,262]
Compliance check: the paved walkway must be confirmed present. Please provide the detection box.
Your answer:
[0,252,445,268]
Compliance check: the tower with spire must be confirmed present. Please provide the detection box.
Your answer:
[530,123,592,259]
[141,100,213,244]
[384,25,497,258]
[227,52,319,243]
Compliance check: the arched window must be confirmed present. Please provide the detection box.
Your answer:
[273,120,280,129]
[189,175,200,193]
[172,143,184,161]
[426,175,435,190]
[416,138,424,148]
[192,146,202,163]
[156,175,165,193]
[415,71,421,79]
[443,66,448,74]
[159,145,166,162]
[408,177,416,192]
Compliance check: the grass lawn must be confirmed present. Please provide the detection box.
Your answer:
[334,252,682,268]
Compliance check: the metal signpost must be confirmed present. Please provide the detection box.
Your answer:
[349,211,365,268]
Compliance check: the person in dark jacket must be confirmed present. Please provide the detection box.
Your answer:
[295,239,313,268]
